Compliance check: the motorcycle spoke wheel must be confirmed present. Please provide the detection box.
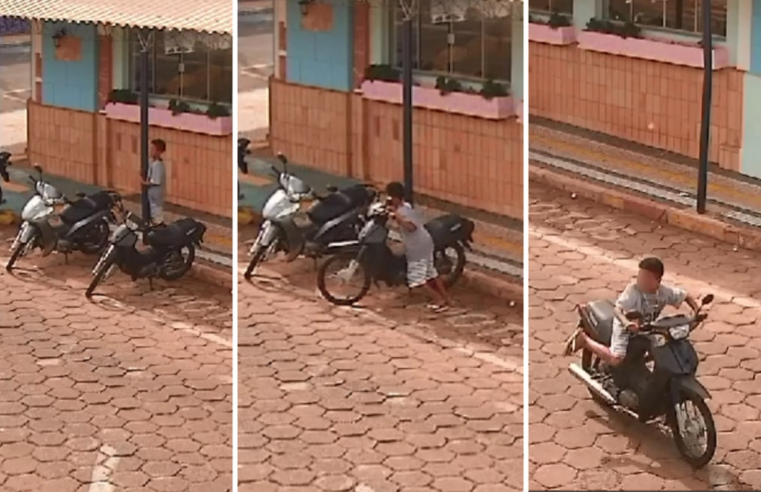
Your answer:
[671,393,716,468]
[317,255,371,306]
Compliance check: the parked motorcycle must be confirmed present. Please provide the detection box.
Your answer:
[86,209,207,297]
[569,294,716,468]
[243,153,376,279]
[7,165,120,271]
[238,137,250,200]
[0,152,11,205]
[316,199,475,306]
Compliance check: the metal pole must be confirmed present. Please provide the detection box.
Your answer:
[140,39,151,222]
[696,0,712,214]
[402,15,414,204]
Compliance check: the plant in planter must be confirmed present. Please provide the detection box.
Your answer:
[435,76,465,96]
[363,64,400,83]
[108,89,138,105]
[206,102,231,119]
[168,98,193,116]
[480,79,509,100]
[585,17,642,38]
[547,11,572,29]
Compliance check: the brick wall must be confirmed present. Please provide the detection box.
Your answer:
[529,42,744,171]
[270,79,523,219]
[28,102,233,218]
[97,35,113,110]
[352,3,370,89]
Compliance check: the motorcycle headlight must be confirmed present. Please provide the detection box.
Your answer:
[668,324,690,340]
[650,334,667,347]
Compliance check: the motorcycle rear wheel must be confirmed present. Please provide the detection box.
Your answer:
[161,245,196,281]
[670,393,716,468]
[435,243,466,289]
[317,254,371,306]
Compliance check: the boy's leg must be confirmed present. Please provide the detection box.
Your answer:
[432,275,453,305]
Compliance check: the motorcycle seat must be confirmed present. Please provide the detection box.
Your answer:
[60,191,113,224]
[425,214,474,247]
[586,299,615,346]
[307,185,373,224]
[145,218,205,247]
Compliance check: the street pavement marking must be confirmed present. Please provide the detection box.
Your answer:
[87,445,119,492]
[531,225,761,310]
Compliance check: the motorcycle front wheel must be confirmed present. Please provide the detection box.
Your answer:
[79,219,110,254]
[161,245,196,281]
[86,250,118,297]
[6,240,25,272]
[243,243,266,280]
[670,392,716,468]
[317,254,371,306]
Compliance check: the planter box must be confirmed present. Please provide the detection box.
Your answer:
[104,103,233,136]
[361,80,515,120]
[528,23,576,46]
[577,31,729,70]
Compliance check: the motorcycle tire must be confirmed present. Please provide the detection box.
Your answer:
[437,243,466,289]
[670,393,717,469]
[79,219,111,255]
[86,256,115,298]
[317,254,371,306]
[5,240,24,272]
[161,245,196,281]
[244,244,266,280]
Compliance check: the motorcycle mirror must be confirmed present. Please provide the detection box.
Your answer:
[702,294,714,305]
[33,164,43,175]
[625,311,643,321]
[326,185,338,193]
[276,153,288,165]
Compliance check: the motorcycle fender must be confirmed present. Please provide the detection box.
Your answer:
[272,217,304,262]
[64,209,110,241]
[671,375,711,401]
[29,219,56,256]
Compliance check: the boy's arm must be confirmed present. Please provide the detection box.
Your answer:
[615,284,640,331]
[391,208,418,233]
[665,285,694,312]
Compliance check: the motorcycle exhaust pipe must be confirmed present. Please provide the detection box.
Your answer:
[568,363,617,405]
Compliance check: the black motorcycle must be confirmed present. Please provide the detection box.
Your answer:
[570,294,716,468]
[316,199,474,305]
[0,152,11,205]
[7,165,119,271]
[86,210,207,297]
[238,137,250,200]
[243,153,376,279]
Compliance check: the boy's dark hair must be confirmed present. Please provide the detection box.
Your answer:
[151,139,167,153]
[385,181,405,200]
[639,257,664,279]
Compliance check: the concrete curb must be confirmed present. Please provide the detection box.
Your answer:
[189,262,232,290]
[530,165,761,252]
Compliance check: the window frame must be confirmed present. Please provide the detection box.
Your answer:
[528,0,573,16]
[127,28,233,108]
[602,0,728,40]
[386,3,512,88]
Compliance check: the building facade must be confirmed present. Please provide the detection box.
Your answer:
[5,3,233,218]
[269,0,524,220]
[528,0,761,178]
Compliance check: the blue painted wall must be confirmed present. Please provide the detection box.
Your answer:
[42,22,99,112]
[751,0,761,73]
[286,0,354,91]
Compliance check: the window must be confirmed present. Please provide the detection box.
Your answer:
[605,0,727,37]
[130,30,233,104]
[391,0,512,82]
[529,0,573,15]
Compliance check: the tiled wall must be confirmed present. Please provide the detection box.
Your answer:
[270,79,523,219]
[28,102,233,218]
[529,42,745,171]
[41,22,99,112]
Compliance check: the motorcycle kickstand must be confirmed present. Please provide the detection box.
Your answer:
[148,278,154,291]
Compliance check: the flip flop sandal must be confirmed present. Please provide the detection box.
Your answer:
[563,327,584,356]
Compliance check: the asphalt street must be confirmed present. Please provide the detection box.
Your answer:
[529,183,761,491]
[0,39,30,114]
